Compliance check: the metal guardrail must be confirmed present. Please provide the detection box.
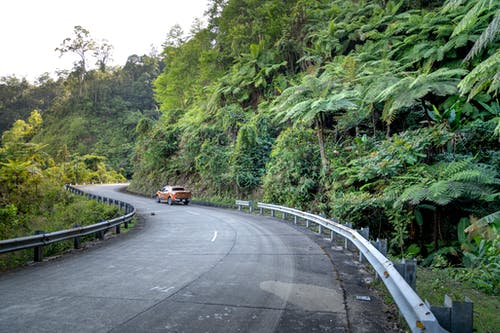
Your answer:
[0,185,135,261]
[235,200,253,213]
[257,203,447,333]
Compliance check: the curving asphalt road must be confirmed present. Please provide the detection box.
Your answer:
[0,185,390,333]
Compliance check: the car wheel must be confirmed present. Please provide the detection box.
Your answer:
[184,200,189,205]
[156,196,161,203]
[167,197,172,205]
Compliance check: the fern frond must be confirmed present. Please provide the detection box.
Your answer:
[452,0,489,37]
[451,168,499,185]
[465,9,500,61]
[463,182,497,199]
[440,158,473,178]
[458,50,500,100]
[429,181,454,205]
[281,100,313,123]
[493,116,500,137]
[443,0,466,12]
[400,184,429,205]
[446,181,467,199]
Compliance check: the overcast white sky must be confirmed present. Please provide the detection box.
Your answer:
[0,0,210,81]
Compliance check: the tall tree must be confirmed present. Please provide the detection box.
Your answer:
[94,39,114,72]
[56,26,97,96]
[272,73,358,169]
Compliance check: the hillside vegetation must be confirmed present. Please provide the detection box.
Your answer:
[130,0,499,294]
[0,0,499,297]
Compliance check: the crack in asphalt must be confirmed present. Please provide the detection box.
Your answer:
[169,299,346,315]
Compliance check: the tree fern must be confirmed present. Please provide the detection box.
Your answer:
[397,158,499,207]
[376,68,467,124]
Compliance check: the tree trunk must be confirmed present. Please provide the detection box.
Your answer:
[433,210,438,251]
[315,118,328,170]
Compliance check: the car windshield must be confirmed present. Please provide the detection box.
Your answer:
[172,187,185,191]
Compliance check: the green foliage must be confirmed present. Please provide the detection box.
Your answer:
[0,204,18,239]
[457,213,500,295]
[2,0,499,294]
[459,50,500,100]
[262,127,320,209]
[416,266,500,332]
[376,68,467,124]
[396,158,499,207]
[338,128,434,185]
[0,111,125,243]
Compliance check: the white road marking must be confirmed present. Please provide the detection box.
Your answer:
[186,211,200,216]
[211,230,218,242]
[150,286,175,293]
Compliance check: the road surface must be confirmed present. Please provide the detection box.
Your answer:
[0,185,391,332]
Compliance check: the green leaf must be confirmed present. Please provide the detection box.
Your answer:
[414,209,424,226]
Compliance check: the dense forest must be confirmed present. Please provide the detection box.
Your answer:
[1,0,499,294]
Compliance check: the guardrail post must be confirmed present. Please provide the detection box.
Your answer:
[96,228,105,240]
[282,212,287,220]
[294,215,298,224]
[394,258,417,291]
[358,227,370,262]
[329,219,340,244]
[426,295,473,333]
[249,201,253,213]
[271,209,275,217]
[34,230,44,262]
[73,224,81,249]
[115,224,121,234]
[318,213,325,234]
[343,222,353,250]
[371,238,387,256]
[259,207,263,215]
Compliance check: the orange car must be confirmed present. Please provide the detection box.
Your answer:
[156,185,192,205]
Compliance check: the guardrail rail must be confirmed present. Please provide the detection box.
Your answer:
[0,185,135,262]
[235,200,253,213]
[257,202,447,333]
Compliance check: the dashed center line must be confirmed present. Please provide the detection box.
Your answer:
[211,230,218,242]
[150,286,175,293]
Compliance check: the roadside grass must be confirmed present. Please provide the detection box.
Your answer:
[192,195,235,207]
[416,267,499,333]
[0,197,136,272]
[120,216,137,233]
[372,266,500,333]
